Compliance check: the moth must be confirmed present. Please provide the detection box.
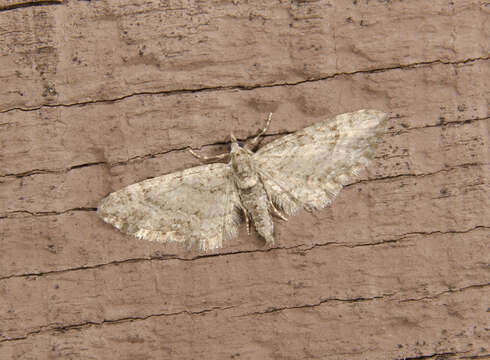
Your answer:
[97,109,388,250]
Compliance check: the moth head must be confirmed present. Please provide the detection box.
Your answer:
[230,133,244,151]
[230,135,249,162]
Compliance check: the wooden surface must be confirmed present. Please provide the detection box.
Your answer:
[0,0,489,359]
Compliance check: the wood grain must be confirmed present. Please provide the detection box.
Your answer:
[0,0,488,359]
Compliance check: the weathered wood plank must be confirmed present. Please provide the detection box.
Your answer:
[0,166,488,341]
[1,158,488,276]
[1,285,488,359]
[0,0,487,111]
[1,115,488,217]
[1,59,488,177]
[0,0,488,359]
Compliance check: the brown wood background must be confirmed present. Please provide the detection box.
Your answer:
[0,0,489,359]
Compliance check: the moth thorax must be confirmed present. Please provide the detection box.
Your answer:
[231,152,258,189]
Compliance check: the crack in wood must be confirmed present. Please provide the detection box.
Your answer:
[345,161,489,187]
[0,56,487,114]
[0,207,97,219]
[395,351,467,360]
[0,225,487,282]
[399,283,490,303]
[1,161,487,219]
[1,120,487,180]
[391,116,490,136]
[0,305,237,344]
[0,283,487,344]
[234,293,396,317]
[0,131,293,179]
[0,0,63,12]
[395,350,490,360]
[299,225,490,252]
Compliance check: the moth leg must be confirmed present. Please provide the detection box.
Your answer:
[245,112,272,150]
[269,200,288,221]
[238,203,250,234]
[188,148,229,162]
[262,183,288,221]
